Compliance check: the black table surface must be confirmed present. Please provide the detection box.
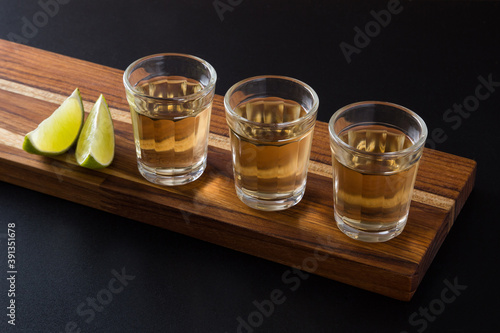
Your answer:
[1,1,499,332]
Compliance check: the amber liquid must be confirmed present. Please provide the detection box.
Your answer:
[130,76,211,175]
[230,97,313,200]
[333,125,418,231]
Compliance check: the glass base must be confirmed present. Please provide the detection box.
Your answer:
[334,211,407,243]
[235,186,305,211]
[137,160,206,186]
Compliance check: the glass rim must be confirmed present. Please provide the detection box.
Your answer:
[328,101,428,158]
[224,75,319,129]
[123,53,217,102]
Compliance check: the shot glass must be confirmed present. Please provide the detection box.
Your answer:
[328,101,428,242]
[123,53,216,186]
[224,76,319,211]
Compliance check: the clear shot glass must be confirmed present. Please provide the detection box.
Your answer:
[328,101,428,242]
[224,76,319,211]
[123,53,216,186]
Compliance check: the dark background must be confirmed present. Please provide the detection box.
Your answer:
[1,0,499,332]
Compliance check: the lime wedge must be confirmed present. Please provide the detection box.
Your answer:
[75,94,115,169]
[23,88,84,156]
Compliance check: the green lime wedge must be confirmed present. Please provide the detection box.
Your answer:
[23,88,84,156]
[75,94,115,169]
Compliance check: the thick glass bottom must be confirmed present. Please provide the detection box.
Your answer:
[137,159,206,186]
[334,211,408,243]
[235,185,305,211]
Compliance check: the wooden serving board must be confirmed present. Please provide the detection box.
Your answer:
[0,39,476,301]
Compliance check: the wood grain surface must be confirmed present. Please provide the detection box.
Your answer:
[0,39,476,301]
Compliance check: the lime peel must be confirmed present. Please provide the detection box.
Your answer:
[22,88,84,156]
[75,94,115,169]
